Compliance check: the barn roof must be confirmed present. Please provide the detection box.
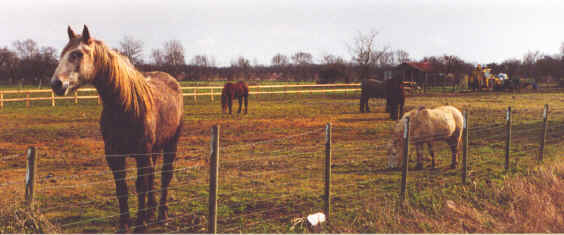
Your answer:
[397,62,435,73]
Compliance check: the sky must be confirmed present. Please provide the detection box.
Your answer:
[0,0,563,66]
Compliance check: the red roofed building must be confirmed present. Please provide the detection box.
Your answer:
[394,62,442,91]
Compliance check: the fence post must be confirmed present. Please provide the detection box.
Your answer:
[51,91,55,107]
[210,88,214,103]
[0,91,4,109]
[324,123,332,220]
[26,92,30,108]
[194,88,198,103]
[74,91,78,104]
[25,147,37,207]
[97,95,101,105]
[505,106,512,170]
[462,111,468,184]
[208,125,219,234]
[399,117,410,204]
[539,104,548,162]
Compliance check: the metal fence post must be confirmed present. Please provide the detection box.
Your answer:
[194,88,198,103]
[505,106,512,170]
[399,117,410,204]
[324,123,332,220]
[462,111,468,184]
[51,91,55,107]
[209,125,219,234]
[1,91,4,109]
[25,147,37,207]
[539,104,548,162]
[74,91,78,104]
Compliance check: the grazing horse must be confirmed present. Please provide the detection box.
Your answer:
[359,79,385,113]
[221,81,248,114]
[50,25,183,233]
[387,106,463,170]
[385,77,405,120]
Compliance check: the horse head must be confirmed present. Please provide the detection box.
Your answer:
[51,25,97,96]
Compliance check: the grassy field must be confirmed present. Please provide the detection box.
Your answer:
[1,87,564,233]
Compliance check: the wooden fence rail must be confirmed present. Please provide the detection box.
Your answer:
[0,83,361,108]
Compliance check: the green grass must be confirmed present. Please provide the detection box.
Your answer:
[1,87,564,233]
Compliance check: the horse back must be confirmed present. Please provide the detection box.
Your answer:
[144,71,184,148]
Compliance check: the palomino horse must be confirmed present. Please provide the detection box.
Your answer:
[387,106,463,170]
[50,25,183,233]
[221,81,249,114]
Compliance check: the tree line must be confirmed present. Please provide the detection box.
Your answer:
[1,32,563,87]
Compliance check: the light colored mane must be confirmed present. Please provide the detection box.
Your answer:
[92,41,154,118]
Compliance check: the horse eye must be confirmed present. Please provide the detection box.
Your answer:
[70,51,83,60]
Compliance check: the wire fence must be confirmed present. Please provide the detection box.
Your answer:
[1,105,563,233]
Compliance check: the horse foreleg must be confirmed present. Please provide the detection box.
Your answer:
[415,143,423,170]
[146,155,158,223]
[237,97,243,114]
[134,157,152,232]
[244,95,248,114]
[106,155,129,233]
[228,97,233,114]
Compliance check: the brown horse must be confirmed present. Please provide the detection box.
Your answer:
[359,79,385,113]
[385,77,405,120]
[221,81,248,114]
[50,26,183,233]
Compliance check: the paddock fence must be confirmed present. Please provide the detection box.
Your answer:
[0,83,361,108]
[1,105,564,233]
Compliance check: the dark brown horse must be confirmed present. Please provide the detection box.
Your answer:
[50,26,183,233]
[359,79,385,113]
[221,81,249,114]
[385,77,405,120]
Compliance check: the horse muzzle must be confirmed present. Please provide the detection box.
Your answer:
[50,78,69,96]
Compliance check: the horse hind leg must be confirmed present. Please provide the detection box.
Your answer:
[237,97,243,114]
[158,140,178,225]
[415,143,424,170]
[427,143,435,169]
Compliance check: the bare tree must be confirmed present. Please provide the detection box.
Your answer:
[163,40,185,66]
[118,35,144,65]
[347,30,388,80]
[191,54,211,67]
[271,53,289,66]
[12,39,39,59]
[291,51,313,65]
[0,47,19,84]
[321,54,345,65]
[395,49,410,64]
[523,50,541,78]
[151,49,165,66]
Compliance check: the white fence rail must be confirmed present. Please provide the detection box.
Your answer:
[0,83,361,108]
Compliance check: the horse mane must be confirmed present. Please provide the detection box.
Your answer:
[92,41,154,118]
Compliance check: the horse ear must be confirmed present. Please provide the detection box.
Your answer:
[81,25,91,43]
[67,26,77,40]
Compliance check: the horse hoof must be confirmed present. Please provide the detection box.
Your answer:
[133,223,147,233]
[116,225,129,234]
[158,207,169,226]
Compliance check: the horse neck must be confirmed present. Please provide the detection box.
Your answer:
[92,45,152,118]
